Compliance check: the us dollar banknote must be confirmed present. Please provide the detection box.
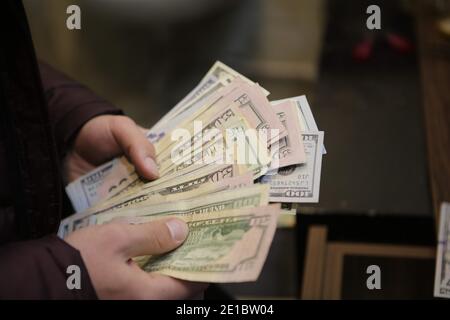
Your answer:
[434,202,450,299]
[272,95,326,154]
[62,184,269,237]
[65,157,136,212]
[150,61,268,138]
[93,184,270,226]
[133,205,281,283]
[269,100,306,170]
[58,164,249,237]
[260,132,324,203]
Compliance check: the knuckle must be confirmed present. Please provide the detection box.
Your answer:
[151,225,172,253]
[156,234,167,251]
[151,233,165,252]
[147,143,156,157]
[125,143,135,158]
[114,115,134,125]
[111,115,136,131]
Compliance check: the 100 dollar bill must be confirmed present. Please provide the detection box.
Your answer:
[260,132,324,203]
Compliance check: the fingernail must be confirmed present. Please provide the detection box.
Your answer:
[144,157,159,178]
[166,219,189,242]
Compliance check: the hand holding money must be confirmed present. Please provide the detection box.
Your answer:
[64,115,159,183]
[62,62,326,285]
[66,217,207,299]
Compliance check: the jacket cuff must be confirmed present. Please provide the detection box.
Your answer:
[55,100,123,157]
[0,235,98,299]
[38,62,123,159]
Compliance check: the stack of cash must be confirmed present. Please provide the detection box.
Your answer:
[59,62,325,283]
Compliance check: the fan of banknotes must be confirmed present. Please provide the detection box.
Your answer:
[59,62,325,283]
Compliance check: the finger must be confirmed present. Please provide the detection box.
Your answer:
[138,126,150,136]
[120,218,189,258]
[130,268,208,300]
[109,116,159,180]
[142,274,208,300]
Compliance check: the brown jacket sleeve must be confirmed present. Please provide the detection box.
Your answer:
[0,0,118,299]
[0,235,97,299]
[0,61,120,297]
[38,62,123,158]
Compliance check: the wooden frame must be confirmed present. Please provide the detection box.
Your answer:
[301,225,435,299]
[322,242,435,299]
[300,225,328,299]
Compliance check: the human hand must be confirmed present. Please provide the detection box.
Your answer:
[65,218,207,299]
[64,115,158,182]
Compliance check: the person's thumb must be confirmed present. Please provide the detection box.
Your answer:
[109,116,159,180]
[120,218,189,258]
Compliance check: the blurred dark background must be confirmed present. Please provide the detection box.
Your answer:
[24,0,450,299]
[24,0,323,125]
